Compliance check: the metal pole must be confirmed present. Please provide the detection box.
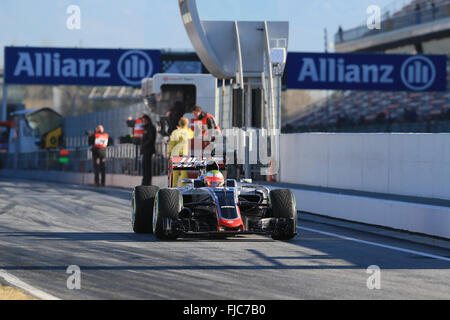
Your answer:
[2,83,7,122]
[276,72,282,182]
[264,21,276,132]
[324,28,330,130]
[245,83,251,179]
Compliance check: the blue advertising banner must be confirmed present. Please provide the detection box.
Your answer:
[286,52,447,92]
[4,47,161,87]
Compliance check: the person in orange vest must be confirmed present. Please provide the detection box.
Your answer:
[126,115,145,145]
[88,125,110,187]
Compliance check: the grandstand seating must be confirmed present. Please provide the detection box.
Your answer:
[285,0,450,133]
[283,53,450,133]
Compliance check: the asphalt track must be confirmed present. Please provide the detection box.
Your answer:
[0,178,449,300]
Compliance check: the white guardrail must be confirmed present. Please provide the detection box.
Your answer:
[280,133,450,200]
[279,133,450,239]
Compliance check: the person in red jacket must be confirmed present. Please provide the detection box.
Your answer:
[192,106,221,154]
[88,125,109,187]
[192,106,221,136]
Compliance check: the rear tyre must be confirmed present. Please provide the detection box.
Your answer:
[153,189,182,240]
[132,185,160,234]
[270,189,297,241]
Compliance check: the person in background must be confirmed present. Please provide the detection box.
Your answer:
[127,115,146,174]
[168,117,194,187]
[415,3,421,24]
[191,105,221,136]
[140,115,157,186]
[88,125,109,187]
[166,101,186,135]
[191,105,221,156]
[126,115,145,145]
[431,1,437,20]
[338,25,344,43]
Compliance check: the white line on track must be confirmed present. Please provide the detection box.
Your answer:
[298,226,450,262]
[0,269,61,300]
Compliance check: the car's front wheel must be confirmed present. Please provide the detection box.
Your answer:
[153,189,182,240]
[270,189,298,241]
[132,185,160,234]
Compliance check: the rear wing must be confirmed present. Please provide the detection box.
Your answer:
[170,156,225,171]
[168,156,226,187]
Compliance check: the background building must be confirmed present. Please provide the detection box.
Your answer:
[283,0,450,134]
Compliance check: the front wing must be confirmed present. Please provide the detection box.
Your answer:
[161,216,296,238]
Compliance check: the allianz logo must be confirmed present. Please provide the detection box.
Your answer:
[297,56,436,91]
[400,56,436,91]
[117,50,154,86]
[12,50,153,86]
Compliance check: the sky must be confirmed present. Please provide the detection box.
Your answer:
[0,0,397,69]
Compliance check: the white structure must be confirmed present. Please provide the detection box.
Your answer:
[280,133,450,239]
[178,0,289,178]
[141,73,233,129]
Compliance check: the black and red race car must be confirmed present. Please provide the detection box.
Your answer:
[131,157,298,241]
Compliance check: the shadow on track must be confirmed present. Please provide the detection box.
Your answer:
[0,232,274,243]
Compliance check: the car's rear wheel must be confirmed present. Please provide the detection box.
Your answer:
[153,189,182,240]
[270,189,298,241]
[132,185,160,234]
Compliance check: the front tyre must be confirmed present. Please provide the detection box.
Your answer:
[132,185,160,234]
[270,189,298,241]
[153,189,182,240]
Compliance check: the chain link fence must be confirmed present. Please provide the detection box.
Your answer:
[0,142,169,177]
[63,102,149,149]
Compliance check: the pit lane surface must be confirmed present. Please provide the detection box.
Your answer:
[0,178,449,300]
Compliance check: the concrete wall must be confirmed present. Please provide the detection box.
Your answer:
[291,188,450,239]
[280,133,450,239]
[280,133,450,201]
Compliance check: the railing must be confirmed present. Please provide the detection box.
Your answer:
[0,142,169,177]
[283,119,450,134]
[335,2,450,44]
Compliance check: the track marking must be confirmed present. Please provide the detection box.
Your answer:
[0,269,61,300]
[298,226,450,263]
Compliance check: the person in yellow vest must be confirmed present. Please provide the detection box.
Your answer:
[168,117,194,187]
[88,125,110,187]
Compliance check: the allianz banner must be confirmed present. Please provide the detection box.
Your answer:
[4,47,161,87]
[286,52,447,92]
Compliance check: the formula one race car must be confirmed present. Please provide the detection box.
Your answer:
[131,157,298,241]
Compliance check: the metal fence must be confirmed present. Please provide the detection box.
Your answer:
[0,142,169,177]
[63,102,149,148]
[336,2,450,44]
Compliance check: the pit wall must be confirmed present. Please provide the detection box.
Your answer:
[280,133,450,239]
[280,133,450,200]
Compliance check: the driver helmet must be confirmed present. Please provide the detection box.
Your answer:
[204,170,225,188]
